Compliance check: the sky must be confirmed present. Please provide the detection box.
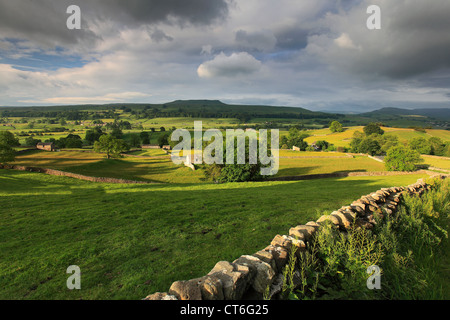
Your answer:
[0,0,449,112]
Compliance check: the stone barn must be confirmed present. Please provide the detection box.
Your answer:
[36,142,56,151]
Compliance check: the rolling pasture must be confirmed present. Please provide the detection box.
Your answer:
[0,170,429,299]
[1,107,449,300]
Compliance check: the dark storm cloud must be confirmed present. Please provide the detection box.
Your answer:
[0,0,229,49]
[235,29,276,52]
[0,1,98,49]
[273,27,309,51]
[96,0,230,26]
[312,0,450,83]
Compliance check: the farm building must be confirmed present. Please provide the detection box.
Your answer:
[36,142,56,151]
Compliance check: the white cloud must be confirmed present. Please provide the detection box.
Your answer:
[334,33,360,50]
[197,52,262,78]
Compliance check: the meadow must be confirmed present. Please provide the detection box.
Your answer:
[12,149,389,184]
[0,170,429,300]
[1,110,449,300]
[302,126,450,148]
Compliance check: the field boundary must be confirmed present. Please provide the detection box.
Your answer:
[143,174,447,301]
[0,164,153,184]
[1,162,436,185]
[269,170,434,181]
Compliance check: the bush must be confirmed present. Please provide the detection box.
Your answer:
[329,121,344,133]
[363,123,384,136]
[0,143,15,164]
[409,137,431,155]
[384,145,423,171]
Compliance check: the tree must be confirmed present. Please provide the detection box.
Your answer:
[111,127,123,139]
[380,134,400,153]
[204,139,266,183]
[363,123,384,136]
[85,127,104,144]
[329,121,344,133]
[358,137,381,156]
[140,131,150,145]
[0,143,15,164]
[314,140,329,151]
[350,131,365,153]
[25,136,41,147]
[0,131,19,164]
[285,127,309,150]
[157,133,169,147]
[128,133,141,148]
[384,145,423,172]
[0,131,20,147]
[94,135,129,159]
[428,137,446,156]
[409,137,431,155]
[62,134,83,149]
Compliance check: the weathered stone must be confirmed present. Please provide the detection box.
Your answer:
[169,279,203,300]
[288,236,307,250]
[271,234,306,252]
[233,255,276,294]
[289,225,316,241]
[199,275,224,300]
[209,261,234,274]
[339,208,357,219]
[354,218,374,229]
[316,215,340,226]
[331,211,354,229]
[350,201,366,216]
[359,196,372,205]
[370,193,382,201]
[143,292,177,300]
[387,194,401,203]
[305,221,320,230]
[266,273,284,300]
[270,234,292,249]
[253,249,278,273]
[289,227,306,240]
[274,248,288,272]
[207,261,251,300]
[330,213,348,229]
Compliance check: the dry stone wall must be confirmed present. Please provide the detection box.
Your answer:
[144,175,447,301]
[0,164,151,184]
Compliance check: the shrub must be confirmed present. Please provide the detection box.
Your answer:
[329,121,344,133]
[384,145,423,171]
[363,123,384,136]
[409,137,431,155]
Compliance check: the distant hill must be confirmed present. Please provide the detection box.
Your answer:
[361,107,450,120]
[0,99,344,121]
[0,100,448,129]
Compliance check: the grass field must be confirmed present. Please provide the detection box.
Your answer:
[302,126,450,148]
[2,119,448,300]
[276,154,386,177]
[0,170,430,300]
[13,150,205,184]
[422,155,450,170]
[12,149,388,183]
